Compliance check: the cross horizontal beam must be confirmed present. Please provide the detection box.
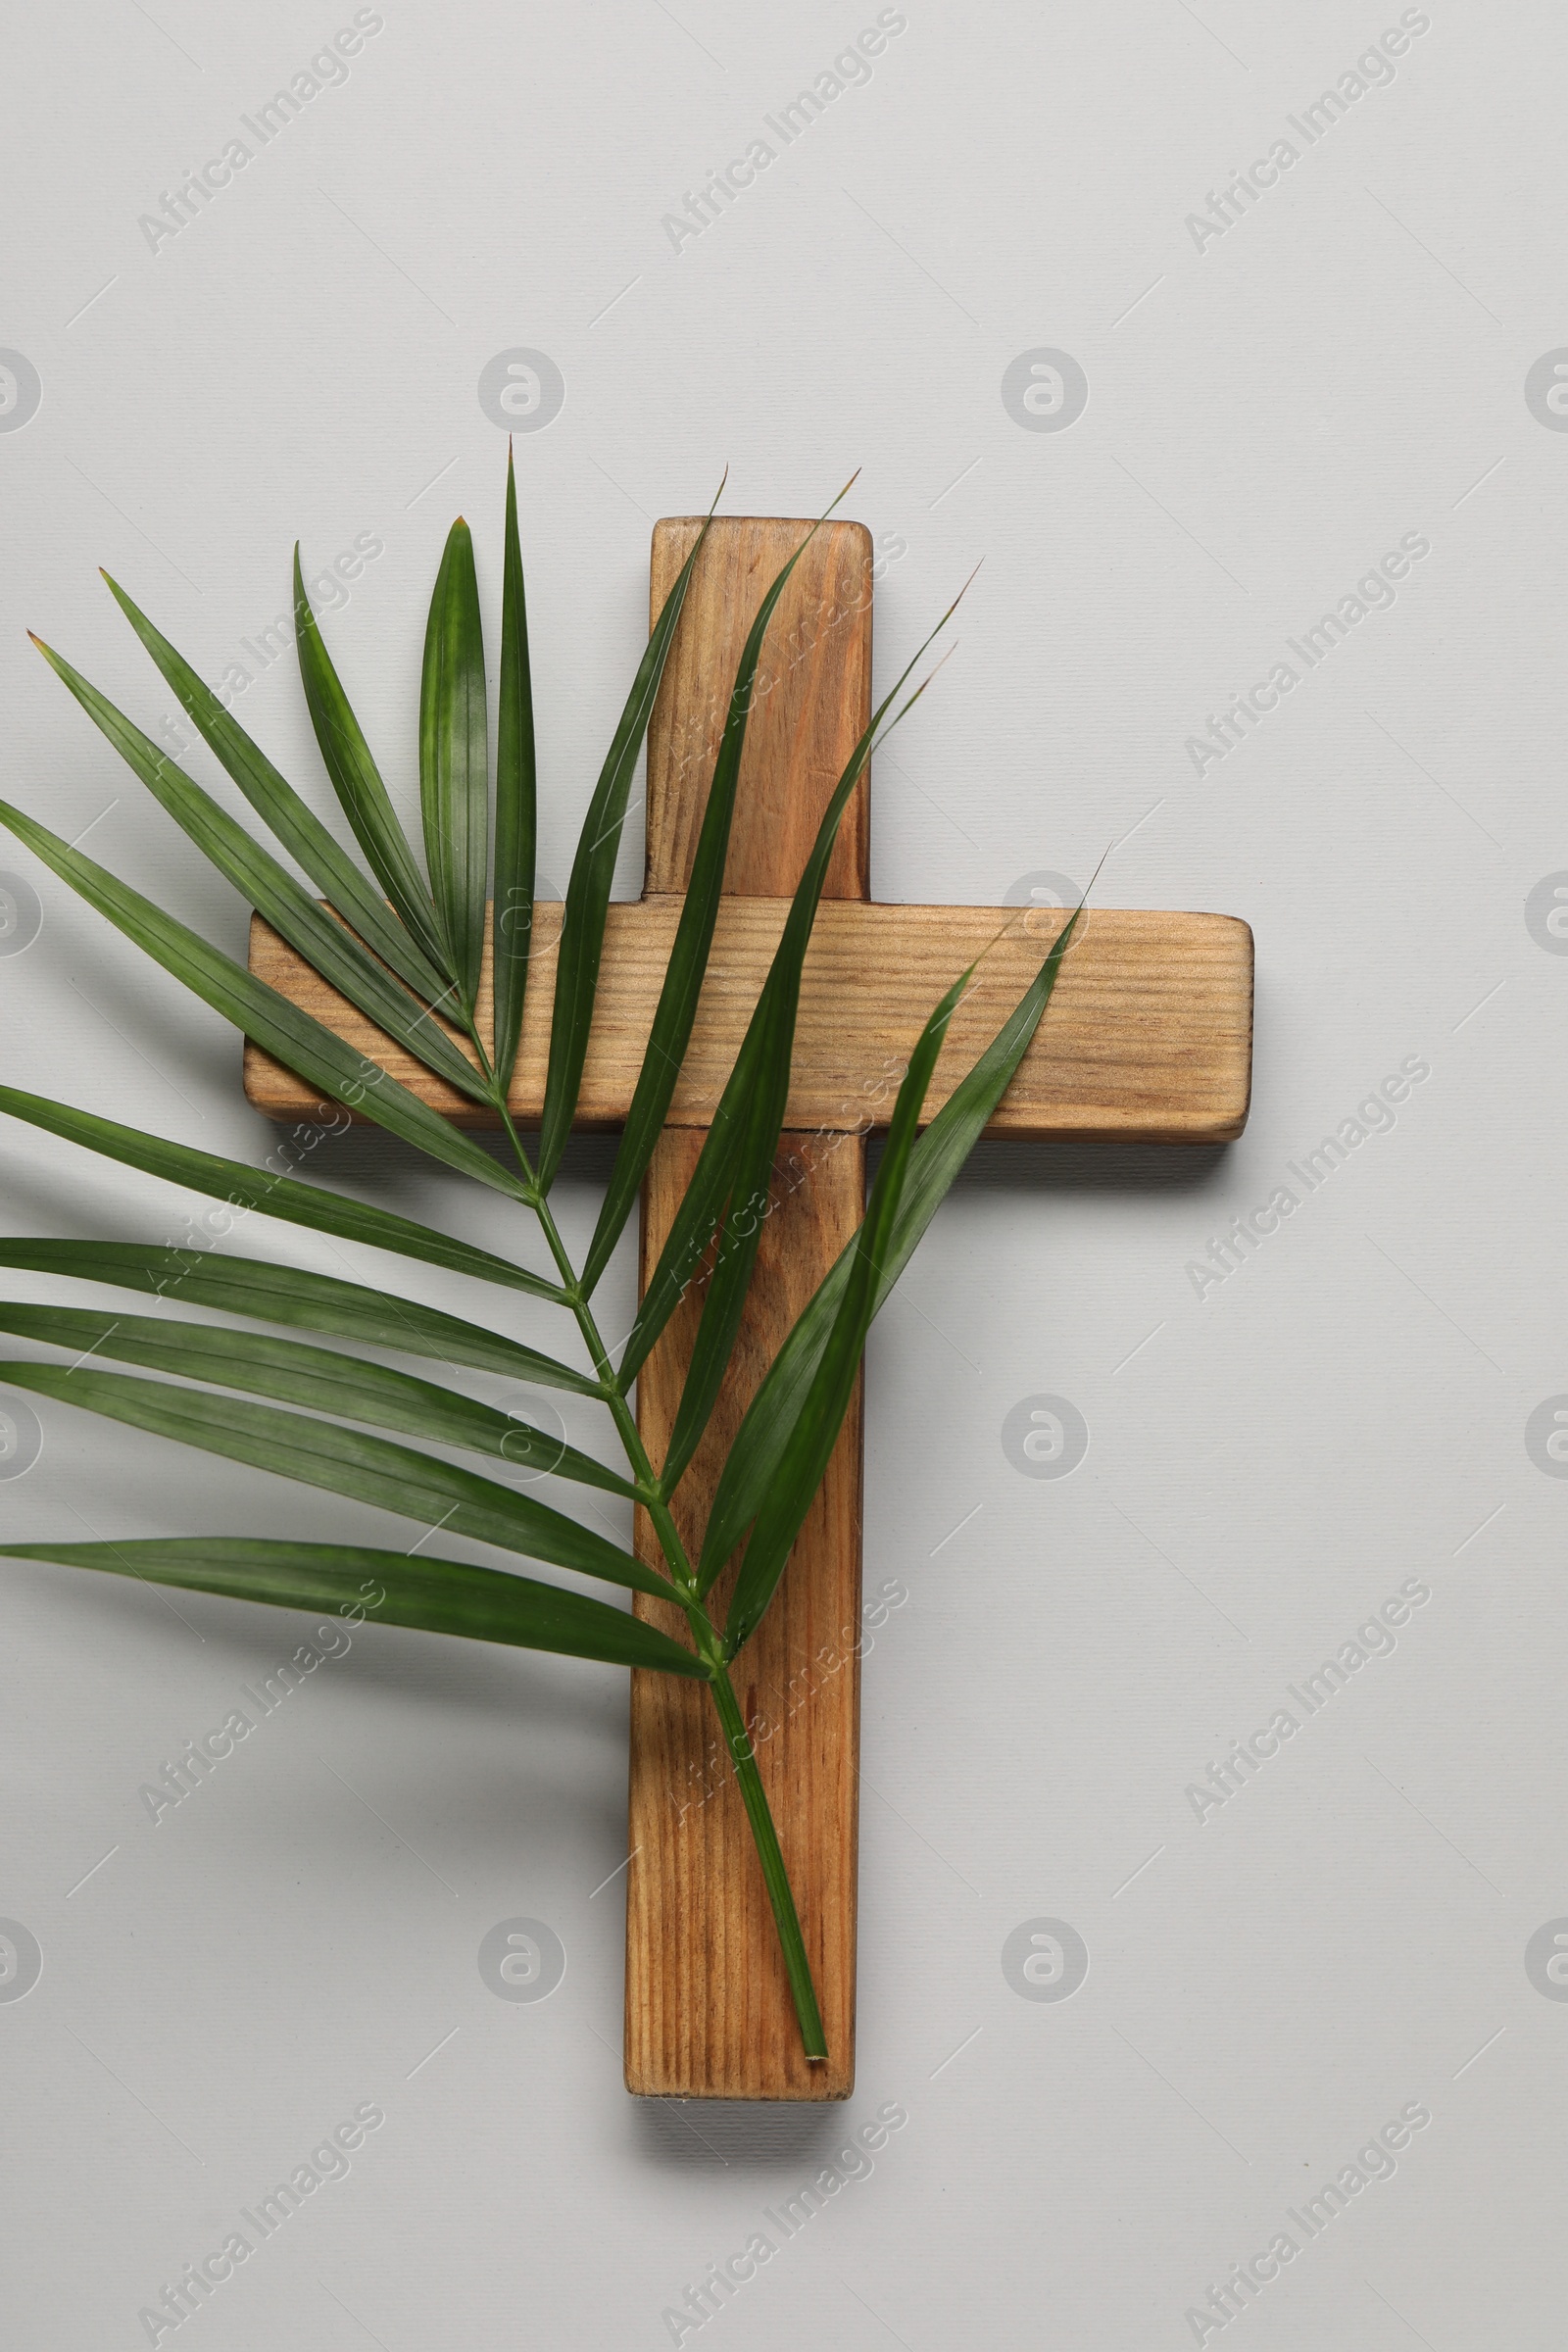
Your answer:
[243,899,1252,1143]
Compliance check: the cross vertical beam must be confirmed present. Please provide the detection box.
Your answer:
[624,517,874,2099]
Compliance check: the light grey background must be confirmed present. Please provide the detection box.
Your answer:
[0,2,1561,2345]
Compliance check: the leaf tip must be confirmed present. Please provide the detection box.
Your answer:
[1078,841,1112,907]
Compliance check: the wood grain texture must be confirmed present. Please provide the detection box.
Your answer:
[626,515,873,2101]
[243,901,1253,1144]
[626,1129,863,2100]
[644,515,872,901]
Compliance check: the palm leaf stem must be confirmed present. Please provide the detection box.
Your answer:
[477,1087,825,2057]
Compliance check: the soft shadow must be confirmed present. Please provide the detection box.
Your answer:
[281,1116,525,1203]
[295,1117,621,1188]
[631,2094,857,2172]
[871,1132,1235,1197]
[17,1556,620,1730]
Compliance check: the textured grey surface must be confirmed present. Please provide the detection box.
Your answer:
[0,2,1561,2345]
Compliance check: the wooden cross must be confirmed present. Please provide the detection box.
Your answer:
[244,516,1252,2101]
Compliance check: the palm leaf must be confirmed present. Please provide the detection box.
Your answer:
[619,612,959,1427]
[534,489,721,1192]
[0,1086,564,1301]
[292,548,452,973]
[0,1303,634,1494]
[32,635,490,1103]
[0,1362,669,1596]
[98,573,449,1005]
[723,967,965,1654]
[419,518,488,1014]
[491,446,537,1095]
[7,470,1049,2074]
[0,800,532,1201]
[652,1005,789,1494]
[579,487,835,1300]
[698,901,1086,1591]
[0,1538,708,1678]
[0,1239,599,1393]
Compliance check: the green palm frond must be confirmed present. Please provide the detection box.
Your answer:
[419,516,489,1013]
[293,546,452,971]
[32,635,490,1102]
[0,1086,563,1297]
[0,458,1084,2068]
[492,443,538,1095]
[0,1361,664,1596]
[0,1540,710,1678]
[533,490,720,1192]
[625,592,965,1491]
[0,798,530,1198]
[723,963,968,1655]
[101,571,450,1003]
[698,897,1086,1591]
[0,1303,634,1494]
[580,469,827,1298]
[0,1240,599,1391]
